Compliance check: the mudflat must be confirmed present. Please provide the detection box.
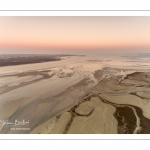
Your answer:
[31,72,150,134]
[1,54,150,134]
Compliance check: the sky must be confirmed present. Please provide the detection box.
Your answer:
[0,16,150,54]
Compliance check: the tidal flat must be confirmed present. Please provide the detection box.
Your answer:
[1,54,150,134]
[31,72,150,134]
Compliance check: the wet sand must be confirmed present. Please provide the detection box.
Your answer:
[1,55,150,134]
[31,72,150,134]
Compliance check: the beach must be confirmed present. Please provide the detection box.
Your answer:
[0,54,150,134]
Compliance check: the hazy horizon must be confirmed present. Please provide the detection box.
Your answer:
[0,16,150,54]
[0,48,150,55]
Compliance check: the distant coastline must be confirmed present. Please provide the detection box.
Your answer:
[0,54,85,67]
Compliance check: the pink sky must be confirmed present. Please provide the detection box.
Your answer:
[0,17,150,54]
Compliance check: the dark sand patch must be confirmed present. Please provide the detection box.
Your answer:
[114,106,136,134]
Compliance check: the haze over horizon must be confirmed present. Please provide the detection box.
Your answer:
[0,16,150,54]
